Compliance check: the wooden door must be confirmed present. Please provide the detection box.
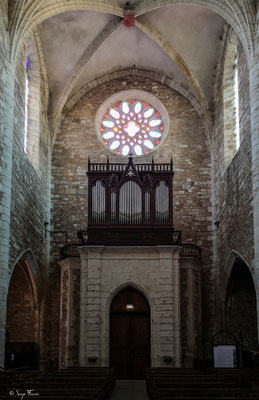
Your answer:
[110,287,150,379]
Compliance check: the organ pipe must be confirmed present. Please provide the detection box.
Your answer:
[155,180,169,223]
[119,180,142,224]
[111,191,116,222]
[145,191,151,222]
[92,180,105,223]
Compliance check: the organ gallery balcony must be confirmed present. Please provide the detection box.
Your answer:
[77,156,182,246]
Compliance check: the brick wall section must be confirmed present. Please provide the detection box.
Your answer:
[213,38,253,273]
[52,75,213,360]
[6,264,37,342]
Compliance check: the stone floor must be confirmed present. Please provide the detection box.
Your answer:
[110,380,150,400]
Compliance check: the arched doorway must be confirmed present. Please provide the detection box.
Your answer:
[110,287,150,379]
[225,258,258,366]
[5,260,39,369]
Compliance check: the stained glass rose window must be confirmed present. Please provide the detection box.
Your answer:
[95,90,169,156]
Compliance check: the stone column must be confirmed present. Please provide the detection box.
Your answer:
[58,258,80,369]
[250,12,259,339]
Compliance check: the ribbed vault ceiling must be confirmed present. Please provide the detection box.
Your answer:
[37,2,226,120]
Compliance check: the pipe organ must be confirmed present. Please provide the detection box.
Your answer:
[82,156,181,246]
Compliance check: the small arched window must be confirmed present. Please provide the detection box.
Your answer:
[223,29,240,168]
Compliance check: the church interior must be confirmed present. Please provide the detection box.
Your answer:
[1,0,259,397]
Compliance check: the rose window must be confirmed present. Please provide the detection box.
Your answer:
[100,100,164,156]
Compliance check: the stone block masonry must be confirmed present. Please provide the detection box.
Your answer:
[51,74,213,362]
[78,246,182,367]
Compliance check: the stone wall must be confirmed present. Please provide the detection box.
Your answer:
[212,32,254,346]
[78,246,182,367]
[9,44,49,269]
[213,36,253,273]
[52,75,212,253]
[51,73,213,361]
[59,249,201,369]
[0,1,8,161]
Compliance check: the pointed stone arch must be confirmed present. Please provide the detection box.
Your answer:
[61,68,210,152]
[107,281,153,313]
[5,250,43,369]
[222,251,258,362]
[11,249,43,302]
[222,250,252,296]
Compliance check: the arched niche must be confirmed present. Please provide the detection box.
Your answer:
[5,259,39,369]
[225,257,258,365]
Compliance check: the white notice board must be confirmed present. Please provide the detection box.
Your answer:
[213,345,237,368]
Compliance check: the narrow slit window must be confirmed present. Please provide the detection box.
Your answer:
[24,55,30,154]
[234,51,240,151]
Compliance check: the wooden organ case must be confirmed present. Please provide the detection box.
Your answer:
[79,156,181,246]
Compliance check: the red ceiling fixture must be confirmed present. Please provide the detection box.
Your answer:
[123,14,135,27]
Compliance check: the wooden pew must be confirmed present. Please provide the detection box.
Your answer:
[146,367,259,400]
[0,367,115,399]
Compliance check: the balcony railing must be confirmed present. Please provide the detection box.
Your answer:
[60,237,202,260]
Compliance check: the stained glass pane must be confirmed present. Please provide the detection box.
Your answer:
[103,132,115,139]
[122,145,130,156]
[110,140,120,150]
[110,109,120,119]
[122,102,130,114]
[144,108,154,118]
[149,131,162,138]
[134,102,142,114]
[149,119,161,127]
[134,145,142,155]
[103,120,115,128]
[144,140,154,149]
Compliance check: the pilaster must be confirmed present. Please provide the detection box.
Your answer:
[78,246,104,366]
[58,257,80,369]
